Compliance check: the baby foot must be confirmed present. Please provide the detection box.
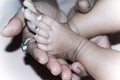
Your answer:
[35,15,83,60]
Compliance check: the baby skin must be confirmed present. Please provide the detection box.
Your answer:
[68,0,120,38]
[33,14,120,80]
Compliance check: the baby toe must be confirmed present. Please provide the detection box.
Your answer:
[27,21,36,32]
[39,15,56,27]
[24,9,38,24]
[23,0,37,13]
[35,28,49,39]
[36,19,52,33]
[37,44,48,51]
[35,35,48,44]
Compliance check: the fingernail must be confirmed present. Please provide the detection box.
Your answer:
[38,58,47,64]
[62,75,67,80]
[51,70,58,76]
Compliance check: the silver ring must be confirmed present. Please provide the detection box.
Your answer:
[21,38,33,52]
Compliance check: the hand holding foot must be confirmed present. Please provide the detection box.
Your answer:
[24,2,98,79]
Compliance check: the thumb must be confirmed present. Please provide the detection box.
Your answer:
[1,9,24,37]
[76,0,96,13]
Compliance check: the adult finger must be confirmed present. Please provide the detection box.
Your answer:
[22,27,49,64]
[46,56,62,76]
[76,0,96,13]
[58,59,72,80]
[71,62,88,77]
[2,8,25,37]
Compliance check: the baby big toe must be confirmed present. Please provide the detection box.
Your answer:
[35,35,48,44]
[24,9,38,24]
[23,0,37,13]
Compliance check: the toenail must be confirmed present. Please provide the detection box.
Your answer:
[36,15,43,25]
[34,35,38,39]
[37,15,44,21]
[35,28,39,33]
[25,9,31,16]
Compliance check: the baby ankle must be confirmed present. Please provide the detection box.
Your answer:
[71,38,89,61]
